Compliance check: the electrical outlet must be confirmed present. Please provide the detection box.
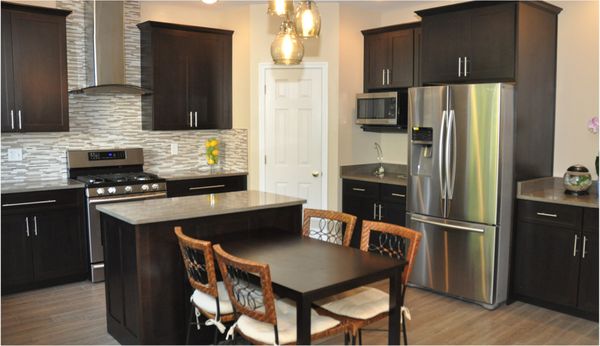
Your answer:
[7,148,23,161]
[170,143,178,155]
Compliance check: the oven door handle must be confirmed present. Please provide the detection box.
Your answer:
[88,192,167,204]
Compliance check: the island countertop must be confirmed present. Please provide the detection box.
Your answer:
[96,190,306,225]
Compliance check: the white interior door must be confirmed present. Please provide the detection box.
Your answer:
[263,67,325,209]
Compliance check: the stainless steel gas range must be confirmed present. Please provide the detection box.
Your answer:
[67,148,166,282]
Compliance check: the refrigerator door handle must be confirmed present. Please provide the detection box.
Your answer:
[411,215,485,233]
[439,110,447,201]
[446,109,457,199]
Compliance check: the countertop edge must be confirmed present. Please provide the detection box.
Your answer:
[516,194,598,209]
[163,171,248,182]
[516,177,599,209]
[340,174,407,186]
[1,180,86,194]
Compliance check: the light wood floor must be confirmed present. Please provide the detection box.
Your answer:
[1,280,598,345]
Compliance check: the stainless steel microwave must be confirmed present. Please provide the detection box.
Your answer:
[356,91,408,127]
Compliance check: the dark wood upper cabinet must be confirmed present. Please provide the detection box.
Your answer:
[138,21,233,131]
[1,2,70,133]
[362,23,419,91]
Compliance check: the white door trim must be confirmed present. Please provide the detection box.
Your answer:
[258,62,328,209]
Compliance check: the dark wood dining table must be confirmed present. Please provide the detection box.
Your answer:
[219,231,406,345]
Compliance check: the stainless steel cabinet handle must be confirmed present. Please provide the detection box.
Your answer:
[189,184,226,191]
[10,109,14,129]
[373,203,377,220]
[536,212,558,218]
[573,234,579,257]
[391,193,406,198]
[463,56,469,76]
[411,215,485,233]
[2,199,57,207]
[378,204,382,220]
[582,235,588,258]
[18,110,22,129]
[352,188,365,192]
[194,111,198,127]
[386,69,390,85]
[458,57,462,77]
[33,216,38,236]
[189,111,193,128]
[382,69,385,85]
[25,217,30,237]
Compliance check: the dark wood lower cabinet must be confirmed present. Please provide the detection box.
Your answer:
[166,175,247,198]
[512,200,598,320]
[1,214,34,287]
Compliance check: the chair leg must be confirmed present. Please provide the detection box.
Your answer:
[402,316,408,345]
[213,324,220,345]
[344,332,349,345]
[358,329,363,345]
[185,307,195,345]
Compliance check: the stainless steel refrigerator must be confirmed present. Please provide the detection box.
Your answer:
[407,83,514,309]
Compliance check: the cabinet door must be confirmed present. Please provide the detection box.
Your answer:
[1,10,16,132]
[189,31,232,129]
[10,10,68,132]
[578,230,598,314]
[1,213,34,288]
[151,28,192,130]
[379,202,406,227]
[31,208,86,281]
[466,3,516,81]
[421,11,468,84]
[364,33,389,90]
[512,221,580,307]
[388,29,414,88]
[343,194,378,248]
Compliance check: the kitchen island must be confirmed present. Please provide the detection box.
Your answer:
[97,191,305,345]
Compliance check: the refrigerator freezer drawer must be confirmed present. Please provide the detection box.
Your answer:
[408,213,496,306]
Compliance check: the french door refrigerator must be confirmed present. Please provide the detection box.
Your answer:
[407,83,514,309]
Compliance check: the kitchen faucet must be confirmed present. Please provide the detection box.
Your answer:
[374,142,385,176]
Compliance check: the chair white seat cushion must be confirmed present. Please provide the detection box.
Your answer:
[191,281,234,315]
[237,299,340,344]
[318,286,389,320]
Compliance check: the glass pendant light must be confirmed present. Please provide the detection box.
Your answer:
[268,0,293,17]
[271,21,304,65]
[294,0,321,38]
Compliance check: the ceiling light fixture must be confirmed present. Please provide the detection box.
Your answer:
[294,0,321,38]
[268,0,294,17]
[202,0,218,4]
[271,20,304,65]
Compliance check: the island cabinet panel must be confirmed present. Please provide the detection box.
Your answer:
[1,3,70,133]
[101,204,302,345]
[512,200,598,320]
[138,21,233,131]
[166,175,247,198]
[1,189,87,294]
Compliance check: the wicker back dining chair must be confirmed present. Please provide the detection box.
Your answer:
[174,227,235,344]
[213,244,349,345]
[317,220,422,345]
[302,208,357,247]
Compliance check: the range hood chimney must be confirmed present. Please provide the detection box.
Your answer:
[70,0,150,95]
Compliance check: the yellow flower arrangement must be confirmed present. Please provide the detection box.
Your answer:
[205,138,219,165]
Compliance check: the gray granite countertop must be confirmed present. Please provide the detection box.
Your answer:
[97,190,306,225]
[148,169,248,181]
[2,179,86,194]
[340,163,407,186]
[517,177,599,209]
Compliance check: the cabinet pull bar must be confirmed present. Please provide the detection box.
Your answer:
[391,193,406,198]
[386,69,390,85]
[352,188,366,192]
[189,184,226,191]
[2,199,57,207]
[18,110,22,129]
[463,56,469,76]
[194,111,198,127]
[33,216,38,236]
[190,111,193,128]
[458,57,462,77]
[10,109,14,129]
[25,216,30,237]
[373,203,377,220]
[573,234,579,257]
[382,69,385,85]
[378,204,382,220]
[536,212,557,218]
[582,235,588,259]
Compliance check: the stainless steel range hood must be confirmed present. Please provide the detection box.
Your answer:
[70,1,151,95]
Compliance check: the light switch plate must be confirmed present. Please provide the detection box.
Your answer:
[7,148,23,161]
[170,143,178,155]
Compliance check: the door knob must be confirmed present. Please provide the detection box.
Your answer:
[312,171,320,177]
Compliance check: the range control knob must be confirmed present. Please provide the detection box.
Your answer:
[96,188,105,195]
[124,186,133,193]
[151,183,160,191]
[141,184,149,192]
[107,187,117,194]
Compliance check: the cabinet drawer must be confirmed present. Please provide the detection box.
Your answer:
[583,208,599,231]
[380,184,407,204]
[342,179,379,199]
[166,175,247,197]
[517,200,582,230]
[1,189,83,212]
